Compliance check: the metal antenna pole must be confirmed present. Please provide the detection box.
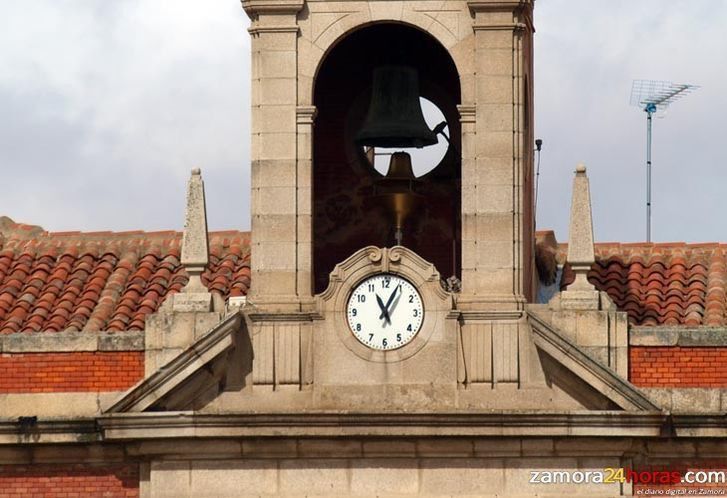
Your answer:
[646,103,654,242]
[630,80,699,242]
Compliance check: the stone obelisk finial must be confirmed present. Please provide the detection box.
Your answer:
[174,168,213,312]
[561,163,600,309]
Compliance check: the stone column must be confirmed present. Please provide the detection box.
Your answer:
[244,0,305,312]
[459,0,535,311]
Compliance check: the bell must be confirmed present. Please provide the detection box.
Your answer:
[374,152,423,246]
[356,65,438,149]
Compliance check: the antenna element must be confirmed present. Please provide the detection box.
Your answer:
[630,80,698,242]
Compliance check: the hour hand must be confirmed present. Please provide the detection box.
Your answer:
[375,294,391,325]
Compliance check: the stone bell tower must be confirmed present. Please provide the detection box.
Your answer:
[244,0,536,313]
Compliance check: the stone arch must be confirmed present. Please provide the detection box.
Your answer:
[310,22,463,294]
[298,2,473,106]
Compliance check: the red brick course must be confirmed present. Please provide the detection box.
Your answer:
[0,352,143,393]
[0,464,139,497]
[630,347,727,387]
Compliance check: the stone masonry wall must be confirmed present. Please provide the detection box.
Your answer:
[630,346,727,387]
[0,352,143,393]
[0,464,139,498]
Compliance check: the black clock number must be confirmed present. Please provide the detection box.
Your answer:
[356,324,361,331]
[382,338,388,347]
[368,284,375,292]
[409,294,414,303]
[368,333,374,341]
[382,277,391,288]
[407,324,412,332]
[413,309,418,317]
[351,308,357,316]
[396,333,402,342]
[357,295,366,303]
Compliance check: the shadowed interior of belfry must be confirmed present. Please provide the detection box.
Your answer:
[313,23,461,293]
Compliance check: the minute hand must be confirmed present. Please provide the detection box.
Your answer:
[379,284,401,319]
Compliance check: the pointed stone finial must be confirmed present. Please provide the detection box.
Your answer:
[174,168,212,312]
[561,163,600,309]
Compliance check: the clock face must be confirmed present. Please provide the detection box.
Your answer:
[346,274,424,351]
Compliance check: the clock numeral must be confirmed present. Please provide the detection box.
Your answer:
[368,284,375,292]
[357,295,366,303]
[396,333,402,342]
[356,324,361,332]
[413,309,419,317]
[382,338,388,347]
[409,294,414,303]
[351,308,357,316]
[382,277,391,288]
[368,333,374,341]
[407,324,413,332]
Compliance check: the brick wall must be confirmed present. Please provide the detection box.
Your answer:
[630,346,727,387]
[0,464,139,498]
[0,352,144,393]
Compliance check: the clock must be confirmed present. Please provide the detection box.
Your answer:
[346,273,424,351]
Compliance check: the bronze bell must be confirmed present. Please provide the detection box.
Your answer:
[374,152,423,246]
[356,65,437,149]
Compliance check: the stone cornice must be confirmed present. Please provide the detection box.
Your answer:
[99,411,674,440]
[0,330,144,353]
[2,413,724,446]
[467,0,533,13]
[241,0,305,17]
[630,327,727,346]
[0,419,99,445]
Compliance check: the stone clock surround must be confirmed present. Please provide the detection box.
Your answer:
[319,246,452,363]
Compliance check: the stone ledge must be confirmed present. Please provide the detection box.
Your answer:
[630,327,727,346]
[643,388,727,413]
[0,331,144,353]
[98,412,677,440]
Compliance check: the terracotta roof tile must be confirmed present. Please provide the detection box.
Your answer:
[555,240,727,326]
[0,220,250,333]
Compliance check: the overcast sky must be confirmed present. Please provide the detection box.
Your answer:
[0,0,724,243]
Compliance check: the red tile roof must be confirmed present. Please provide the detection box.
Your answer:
[558,241,727,327]
[0,218,250,333]
[2,219,722,331]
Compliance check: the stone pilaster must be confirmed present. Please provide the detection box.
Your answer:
[244,0,306,312]
[458,0,535,311]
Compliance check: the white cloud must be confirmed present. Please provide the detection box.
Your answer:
[0,1,725,243]
[0,0,251,231]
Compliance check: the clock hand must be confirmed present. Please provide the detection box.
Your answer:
[375,293,392,325]
[379,284,401,319]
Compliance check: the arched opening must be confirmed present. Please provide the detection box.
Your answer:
[313,23,461,293]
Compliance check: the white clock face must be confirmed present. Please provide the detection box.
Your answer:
[346,274,424,351]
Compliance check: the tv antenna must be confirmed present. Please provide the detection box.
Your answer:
[630,79,698,242]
